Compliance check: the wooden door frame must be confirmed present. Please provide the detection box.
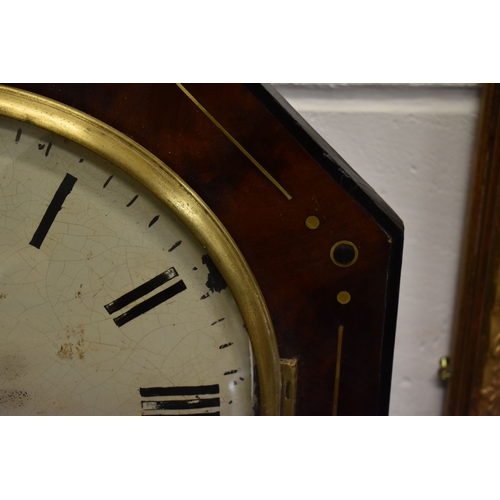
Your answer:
[446,83,500,415]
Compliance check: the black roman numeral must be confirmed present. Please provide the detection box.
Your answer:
[104,267,186,327]
[140,385,220,397]
[29,173,78,249]
[140,385,220,416]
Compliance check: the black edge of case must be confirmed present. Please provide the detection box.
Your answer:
[244,83,404,415]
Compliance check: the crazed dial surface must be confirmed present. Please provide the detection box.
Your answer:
[0,115,256,416]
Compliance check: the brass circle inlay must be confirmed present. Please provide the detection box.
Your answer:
[305,216,320,229]
[337,291,351,305]
[330,240,359,267]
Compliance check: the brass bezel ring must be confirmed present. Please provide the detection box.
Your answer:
[0,85,281,416]
[330,240,359,267]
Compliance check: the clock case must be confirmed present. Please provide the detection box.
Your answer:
[6,84,403,416]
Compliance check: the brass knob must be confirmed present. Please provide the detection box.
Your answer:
[438,356,451,381]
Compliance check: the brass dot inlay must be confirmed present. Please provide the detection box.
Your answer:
[330,240,359,267]
[305,216,320,229]
[337,291,351,305]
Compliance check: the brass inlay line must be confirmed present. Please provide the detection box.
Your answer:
[176,83,292,201]
[333,325,344,416]
[280,358,298,416]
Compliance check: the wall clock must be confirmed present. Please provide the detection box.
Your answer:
[0,84,403,415]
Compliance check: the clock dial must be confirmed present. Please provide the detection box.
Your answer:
[0,105,274,415]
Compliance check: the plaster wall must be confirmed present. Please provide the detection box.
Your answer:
[274,83,481,416]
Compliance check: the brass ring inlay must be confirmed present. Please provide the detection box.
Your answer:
[330,240,359,267]
[0,85,281,416]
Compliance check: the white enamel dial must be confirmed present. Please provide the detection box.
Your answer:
[0,114,257,416]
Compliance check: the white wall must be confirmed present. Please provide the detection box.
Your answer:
[273,83,481,416]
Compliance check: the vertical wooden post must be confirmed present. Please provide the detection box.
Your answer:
[445,84,500,415]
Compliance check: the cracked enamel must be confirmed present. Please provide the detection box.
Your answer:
[0,115,256,416]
